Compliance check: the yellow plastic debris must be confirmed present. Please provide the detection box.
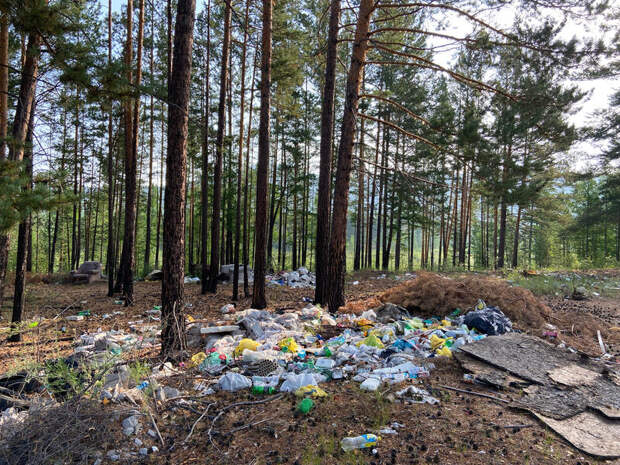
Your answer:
[295,385,327,398]
[430,334,446,350]
[356,318,375,330]
[407,318,424,329]
[435,346,452,357]
[186,315,195,322]
[234,338,260,357]
[190,351,207,367]
[278,337,299,354]
[356,334,385,348]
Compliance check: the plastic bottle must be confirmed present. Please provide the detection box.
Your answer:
[252,386,276,395]
[340,434,381,451]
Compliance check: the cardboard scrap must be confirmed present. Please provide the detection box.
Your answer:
[533,411,620,459]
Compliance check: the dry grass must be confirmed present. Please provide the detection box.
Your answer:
[0,398,127,465]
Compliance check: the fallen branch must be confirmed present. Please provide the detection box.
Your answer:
[148,410,165,446]
[0,392,31,408]
[184,402,216,443]
[437,384,510,403]
[224,416,274,435]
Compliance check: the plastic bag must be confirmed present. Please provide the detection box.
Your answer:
[280,373,323,392]
[218,373,252,392]
[277,337,299,353]
[356,334,384,348]
[189,352,207,367]
[234,338,260,357]
[295,385,327,397]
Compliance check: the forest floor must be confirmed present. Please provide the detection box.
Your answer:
[0,269,619,465]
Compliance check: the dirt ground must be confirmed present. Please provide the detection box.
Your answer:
[1,271,619,465]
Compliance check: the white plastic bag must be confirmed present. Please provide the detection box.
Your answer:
[218,373,252,392]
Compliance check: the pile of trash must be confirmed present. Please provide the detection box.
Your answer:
[267,267,316,288]
[186,300,512,397]
[380,271,550,330]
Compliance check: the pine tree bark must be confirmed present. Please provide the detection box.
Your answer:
[233,0,251,301]
[144,6,155,275]
[3,30,40,330]
[207,0,232,293]
[200,0,211,293]
[161,0,196,357]
[252,0,273,309]
[511,204,522,268]
[327,0,374,311]
[0,11,9,308]
[243,52,258,297]
[116,0,138,304]
[9,89,37,342]
[314,0,341,305]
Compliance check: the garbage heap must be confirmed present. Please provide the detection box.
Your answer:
[267,267,316,288]
[188,301,511,395]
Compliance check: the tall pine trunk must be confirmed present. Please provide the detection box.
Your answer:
[314,0,341,305]
[8,34,39,341]
[116,0,137,304]
[0,11,9,309]
[200,0,211,292]
[161,0,196,357]
[207,0,232,293]
[252,0,273,309]
[144,7,155,275]
[233,0,250,301]
[327,0,374,311]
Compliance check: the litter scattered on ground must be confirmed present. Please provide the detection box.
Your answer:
[267,267,316,288]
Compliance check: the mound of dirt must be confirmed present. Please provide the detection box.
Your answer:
[379,272,551,331]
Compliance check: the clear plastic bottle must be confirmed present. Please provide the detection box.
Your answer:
[340,434,380,451]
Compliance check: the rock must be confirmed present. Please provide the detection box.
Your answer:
[122,415,141,436]
[106,450,120,461]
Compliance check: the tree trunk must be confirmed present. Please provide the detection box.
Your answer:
[116,0,137,304]
[200,0,211,293]
[243,52,258,297]
[4,30,40,336]
[144,6,155,275]
[314,0,341,305]
[233,0,250,301]
[366,120,380,268]
[9,93,37,342]
[0,11,8,308]
[251,0,273,309]
[161,0,195,357]
[327,0,374,311]
[207,0,231,293]
[511,204,522,268]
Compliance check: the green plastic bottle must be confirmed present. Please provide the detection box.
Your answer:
[252,386,276,395]
[297,398,314,414]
